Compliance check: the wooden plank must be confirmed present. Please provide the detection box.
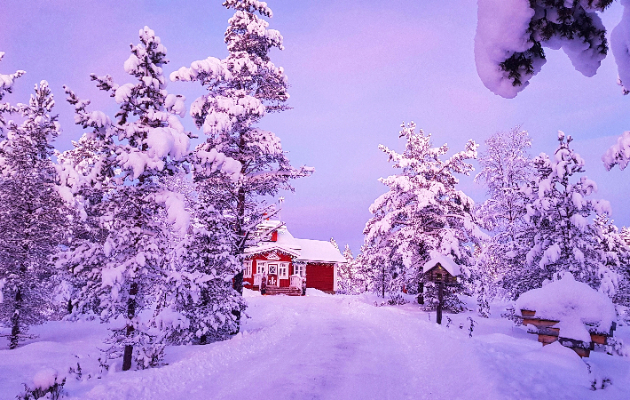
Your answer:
[520,309,536,317]
[573,347,590,358]
[590,333,608,345]
[532,327,559,336]
[538,334,558,345]
[523,318,559,328]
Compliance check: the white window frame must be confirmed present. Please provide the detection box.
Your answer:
[244,260,253,278]
[278,262,289,279]
[293,264,305,277]
[256,261,267,275]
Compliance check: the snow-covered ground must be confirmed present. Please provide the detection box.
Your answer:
[1,290,629,399]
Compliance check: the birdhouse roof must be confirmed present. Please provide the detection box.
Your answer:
[422,255,461,276]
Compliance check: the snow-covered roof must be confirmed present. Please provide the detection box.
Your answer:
[293,238,346,263]
[245,221,345,264]
[515,273,616,341]
[422,255,461,276]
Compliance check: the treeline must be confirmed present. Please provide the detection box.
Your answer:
[338,125,630,317]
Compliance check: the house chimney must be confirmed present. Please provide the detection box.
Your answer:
[271,230,278,242]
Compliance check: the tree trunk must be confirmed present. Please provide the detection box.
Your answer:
[437,282,443,325]
[417,282,424,305]
[9,289,22,349]
[381,265,385,298]
[122,282,138,371]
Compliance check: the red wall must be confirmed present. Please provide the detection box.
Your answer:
[244,253,336,294]
[243,251,293,290]
[306,263,335,293]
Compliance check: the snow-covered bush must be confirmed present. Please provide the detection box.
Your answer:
[17,369,66,400]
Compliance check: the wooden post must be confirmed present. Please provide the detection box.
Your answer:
[417,282,424,304]
[437,281,443,325]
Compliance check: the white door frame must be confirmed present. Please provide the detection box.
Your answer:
[267,263,279,286]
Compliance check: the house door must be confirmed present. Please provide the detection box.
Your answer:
[267,263,279,286]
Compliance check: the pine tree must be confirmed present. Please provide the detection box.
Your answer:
[362,122,483,307]
[0,81,68,348]
[506,132,614,298]
[336,244,354,294]
[0,52,25,134]
[60,27,193,370]
[171,0,312,309]
[475,127,533,298]
[154,172,246,345]
[593,214,630,305]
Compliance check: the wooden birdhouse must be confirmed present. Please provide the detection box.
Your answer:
[423,256,461,285]
[421,255,461,325]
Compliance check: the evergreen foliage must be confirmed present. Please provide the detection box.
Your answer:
[170,0,312,311]
[475,127,533,298]
[476,0,614,97]
[505,132,616,298]
[362,122,483,307]
[58,27,193,370]
[0,52,25,135]
[0,81,68,348]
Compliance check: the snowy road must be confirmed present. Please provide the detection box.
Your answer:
[77,293,499,400]
[3,291,629,399]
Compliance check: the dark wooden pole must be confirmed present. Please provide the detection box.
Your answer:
[417,282,424,305]
[437,281,443,325]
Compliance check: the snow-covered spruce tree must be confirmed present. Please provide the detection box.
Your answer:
[475,0,613,98]
[505,132,615,299]
[0,52,25,135]
[59,27,194,370]
[475,127,533,298]
[593,214,630,304]
[351,248,372,294]
[336,244,355,294]
[601,136,630,306]
[154,171,246,346]
[0,81,68,349]
[55,133,111,316]
[171,0,312,308]
[362,122,484,309]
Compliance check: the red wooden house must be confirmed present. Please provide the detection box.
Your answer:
[243,220,346,295]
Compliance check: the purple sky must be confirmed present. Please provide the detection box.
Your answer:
[1,0,629,253]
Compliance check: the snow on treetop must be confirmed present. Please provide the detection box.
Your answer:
[422,254,461,276]
[0,52,25,102]
[224,0,273,18]
[515,273,616,339]
[603,130,630,171]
